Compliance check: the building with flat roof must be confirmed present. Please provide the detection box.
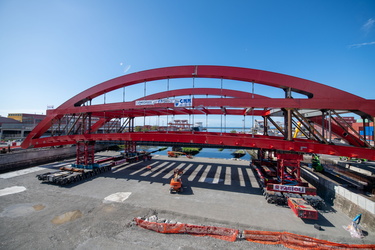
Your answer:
[8,113,46,124]
[0,113,46,140]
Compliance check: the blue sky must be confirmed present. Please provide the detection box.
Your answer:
[0,0,374,127]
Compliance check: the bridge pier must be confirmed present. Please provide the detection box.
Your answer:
[76,141,95,166]
[124,141,137,154]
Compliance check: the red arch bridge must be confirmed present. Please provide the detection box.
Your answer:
[22,65,375,165]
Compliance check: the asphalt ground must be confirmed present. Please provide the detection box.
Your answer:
[1,151,374,250]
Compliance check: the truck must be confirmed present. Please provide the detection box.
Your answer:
[251,151,324,220]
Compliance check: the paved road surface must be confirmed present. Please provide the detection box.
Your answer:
[1,151,374,249]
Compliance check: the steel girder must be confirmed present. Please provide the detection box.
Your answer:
[21,65,375,160]
[26,132,375,160]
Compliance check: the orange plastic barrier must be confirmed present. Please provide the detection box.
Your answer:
[134,218,238,242]
[243,230,375,250]
[135,218,375,249]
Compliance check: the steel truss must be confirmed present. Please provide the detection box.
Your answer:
[22,66,375,162]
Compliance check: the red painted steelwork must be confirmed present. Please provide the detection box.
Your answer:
[21,65,375,160]
[27,131,375,160]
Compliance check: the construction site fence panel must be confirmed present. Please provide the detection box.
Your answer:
[243,230,375,250]
[134,218,375,249]
[134,218,238,242]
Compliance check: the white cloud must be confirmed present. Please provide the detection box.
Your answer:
[362,18,375,34]
[124,65,131,73]
[349,41,375,48]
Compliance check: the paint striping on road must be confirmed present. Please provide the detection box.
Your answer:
[162,163,185,179]
[238,167,246,187]
[182,163,193,173]
[112,160,152,173]
[151,162,176,177]
[141,162,168,176]
[0,186,27,197]
[224,167,232,185]
[199,165,212,182]
[188,164,203,181]
[103,192,132,203]
[212,166,222,184]
[129,161,159,176]
[0,167,50,179]
[246,168,260,188]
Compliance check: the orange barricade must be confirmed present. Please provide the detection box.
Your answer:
[135,218,375,249]
[243,230,375,250]
[134,218,238,242]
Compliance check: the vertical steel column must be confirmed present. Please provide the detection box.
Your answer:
[284,109,293,141]
[284,88,293,141]
[124,141,137,154]
[85,141,95,165]
[328,110,332,143]
[88,112,92,134]
[321,111,326,139]
[251,82,255,138]
[76,141,95,166]
[277,157,285,184]
[76,141,85,165]
[263,116,268,136]
[362,117,367,143]
[130,117,134,132]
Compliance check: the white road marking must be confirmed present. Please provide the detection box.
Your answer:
[212,166,222,184]
[111,162,137,173]
[188,164,203,181]
[246,168,260,188]
[0,167,50,179]
[238,167,245,187]
[198,165,212,182]
[140,162,167,176]
[182,163,193,172]
[224,166,231,185]
[129,161,159,176]
[162,163,185,179]
[103,192,131,203]
[151,162,176,177]
[0,186,27,197]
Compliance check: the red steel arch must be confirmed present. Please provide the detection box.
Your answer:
[21,65,375,160]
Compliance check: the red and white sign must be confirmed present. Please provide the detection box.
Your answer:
[273,184,306,194]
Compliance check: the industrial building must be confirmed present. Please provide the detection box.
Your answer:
[0,113,46,140]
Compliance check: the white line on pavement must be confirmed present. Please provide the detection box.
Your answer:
[0,186,27,196]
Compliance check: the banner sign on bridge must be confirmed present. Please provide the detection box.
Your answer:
[135,98,192,107]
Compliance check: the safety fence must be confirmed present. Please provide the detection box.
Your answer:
[134,217,238,242]
[134,217,375,249]
[243,230,375,250]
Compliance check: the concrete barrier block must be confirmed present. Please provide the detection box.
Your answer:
[365,200,375,214]
[337,186,345,196]
[342,188,350,200]
[350,192,358,205]
[357,195,366,210]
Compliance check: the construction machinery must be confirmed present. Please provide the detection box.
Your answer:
[251,150,324,220]
[311,154,324,172]
[288,197,318,220]
[170,168,184,193]
[339,156,367,164]
[167,151,193,159]
[36,164,112,185]
[36,151,152,185]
